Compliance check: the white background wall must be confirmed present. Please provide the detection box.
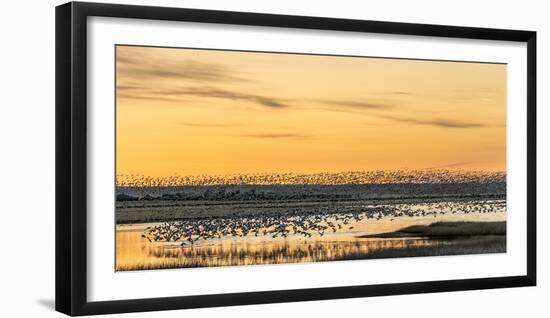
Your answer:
[0,0,547,316]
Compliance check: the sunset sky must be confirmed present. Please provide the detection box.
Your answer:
[116,45,506,177]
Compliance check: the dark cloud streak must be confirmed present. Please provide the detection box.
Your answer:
[316,100,393,110]
[117,50,248,83]
[117,85,290,108]
[240,133,312,140]
[377,115,488,128]
[154,87,289,108]
[177,122,240,128]
[378,91,414,96]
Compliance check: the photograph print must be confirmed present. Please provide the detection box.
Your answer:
[115,45,507,271]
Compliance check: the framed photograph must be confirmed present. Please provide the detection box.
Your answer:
[55,1,536,316]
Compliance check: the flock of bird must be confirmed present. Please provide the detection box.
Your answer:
[143,200,506,246]
[119,169,506,187]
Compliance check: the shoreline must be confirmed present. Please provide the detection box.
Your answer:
[357,221,506,239]
[115,221,507,271]
[116,196,506,224]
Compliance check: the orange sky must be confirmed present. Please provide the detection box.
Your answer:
[116,45,506,177]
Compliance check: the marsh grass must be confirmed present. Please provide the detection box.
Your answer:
[338,235,505,261]
[115,238,439,271]
[402,221,505,236]
[116,235,505,271]
[359,221,506,238]
[345,221,507,261]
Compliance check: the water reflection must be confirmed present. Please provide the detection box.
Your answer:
[116,207,506,271]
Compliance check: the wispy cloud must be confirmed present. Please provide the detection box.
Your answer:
[390,91,413,95]
[117,85,290,109]
[117,92,191,103]
[316,100,393,110]
[449,88,497,102]
[119,83,489,131]
[118,66,402,112]
[377,115,488,128]
[240,133,312,140]
[170,87,288,108]
[177,122,240,128]
[424,161,476,169]
[117,49,248,83]
[376,91,414,96]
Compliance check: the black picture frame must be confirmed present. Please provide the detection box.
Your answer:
[55,1,537,316]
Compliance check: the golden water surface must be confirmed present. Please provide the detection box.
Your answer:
[116,210,505,271]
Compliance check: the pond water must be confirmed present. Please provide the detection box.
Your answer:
[116,200,506,271]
